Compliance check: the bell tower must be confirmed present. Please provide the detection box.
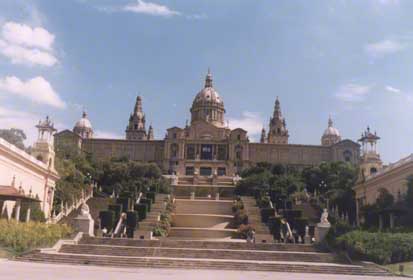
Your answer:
[126,96,148,140]
[267,97,289,144]
[32,116,57,171]
[358,126,382,180]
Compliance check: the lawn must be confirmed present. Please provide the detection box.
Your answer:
[385,262,413,277]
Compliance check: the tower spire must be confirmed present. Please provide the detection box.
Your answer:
[205,68,213,88]
[328,115,333,127]
[134,96,143,114]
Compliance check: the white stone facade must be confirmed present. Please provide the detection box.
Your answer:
[0,138,59,219]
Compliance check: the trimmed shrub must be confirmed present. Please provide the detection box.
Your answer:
[268,216,282,240]
[0,220,72,254]
[108,204,122,221]
[99,210,115,231]
[282,209,302,220]
[139,198,152,212]
[260,208,275,223]
[146,192,156,203]
[290,217,308,236]
[337,230,413,265]
[126,211,138,238]
[116,198,130,213]
[134,203,147,220]
[325,221,353,248]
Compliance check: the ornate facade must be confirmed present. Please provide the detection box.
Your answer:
[0,116,59,220]
[354,128,412,226]
[55,70,360,177]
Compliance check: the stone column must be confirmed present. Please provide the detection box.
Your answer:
[14,199,21,222]
[26,207,31,222]
[379,214,383,231]
[389,213,395,229]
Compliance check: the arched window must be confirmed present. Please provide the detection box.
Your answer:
[370,167,377,174]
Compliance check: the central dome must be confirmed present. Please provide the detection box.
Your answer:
[73,111,93,139]
[190,70,225,127]
[193,71,223,106]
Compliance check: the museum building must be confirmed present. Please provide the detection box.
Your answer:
[55,70,360,177]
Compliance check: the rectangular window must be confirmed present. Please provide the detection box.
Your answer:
[201,144,213,160]
[185,166,194,176]
[217,145,227,160]
[200,167,212,176]
[217,167,226,176]
[186,144,195,160]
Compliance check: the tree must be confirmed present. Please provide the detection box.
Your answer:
[376,188,394,210]
[0,128,26,149]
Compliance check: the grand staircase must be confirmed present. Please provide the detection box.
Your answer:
[15,176,393,277]
[168,198,237,240]
[17,236,392,276]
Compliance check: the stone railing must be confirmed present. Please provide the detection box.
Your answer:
[51,186,94,224]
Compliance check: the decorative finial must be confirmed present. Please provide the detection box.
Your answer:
[328,115,333,127]
[205,68,213,88]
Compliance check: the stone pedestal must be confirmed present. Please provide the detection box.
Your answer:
[190,192,195,200]
[315,223,330,243]
[73,215,94,236]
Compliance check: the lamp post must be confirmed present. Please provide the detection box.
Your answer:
[319,180,328,209]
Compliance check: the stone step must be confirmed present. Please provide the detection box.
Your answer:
[16,252,392,276]
[58,244,341,263]
[171,214,233,228]
[80,237,320,252]
[168,227,237,239]
[175,199,233,215]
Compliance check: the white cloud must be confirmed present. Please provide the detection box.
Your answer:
[94,130,123,139]
[0,106,41,145]
[0,76,65,109]
[0,22,57,66]
[0,40,57,66]
[365,39,405,57]
[2,22,54,51]
[335,84,371,102]
[385,85,401,94]
[123,0,180,17]
[228,111,263,141]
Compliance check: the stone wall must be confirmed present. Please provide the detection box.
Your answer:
[82,139,164,165]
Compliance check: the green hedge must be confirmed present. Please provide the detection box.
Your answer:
[140,198,152,212]
[146,192,156,203]
[337,230,413,264]
[260,208,275,223]
[116,198,130,213]
[99,210,115,231]
[0,219,72,254]
[108,204,122,221]
[134,203,147,220]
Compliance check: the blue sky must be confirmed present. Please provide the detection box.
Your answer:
[0,0,412,163]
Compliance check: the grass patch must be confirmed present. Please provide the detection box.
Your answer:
[0,219,72,255]
[385,262,413,276]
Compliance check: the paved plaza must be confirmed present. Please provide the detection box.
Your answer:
[0,260,403,280]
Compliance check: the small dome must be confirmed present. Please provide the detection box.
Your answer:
[74,112,93,129]
[323,117,340,137]
[193,87,223,105]
[323,126,340,137]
